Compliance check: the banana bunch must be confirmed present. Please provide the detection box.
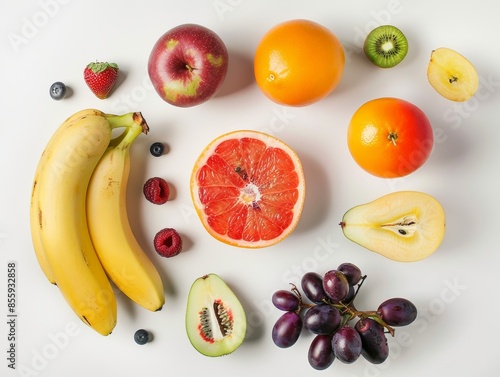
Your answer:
[30,109,165,336]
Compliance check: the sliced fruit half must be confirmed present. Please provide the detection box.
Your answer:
[186,273,246,357]
[427,47,479,102]
[190,130,306,248]
[339,191,446,262]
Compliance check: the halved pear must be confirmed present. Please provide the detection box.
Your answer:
[427,47,479,102]
[340,191,446,262]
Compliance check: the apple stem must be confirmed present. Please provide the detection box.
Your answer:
[449,76,458,84]
[185,64,194,72]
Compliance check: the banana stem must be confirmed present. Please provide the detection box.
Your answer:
[108,129,128,148]
[104,112,149,135]
[121,123,144,149]
[109,123,144,150]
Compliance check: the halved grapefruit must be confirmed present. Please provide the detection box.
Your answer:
[190,130,306,248]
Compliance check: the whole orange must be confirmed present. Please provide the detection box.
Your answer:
[347,98,434,178]
[254,19,345,107]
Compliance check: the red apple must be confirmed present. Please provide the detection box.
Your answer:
[148,24,229,107]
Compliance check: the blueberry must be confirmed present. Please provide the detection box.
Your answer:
[49,82,67,100]
[150,142,164,157]
[134,329,150,345]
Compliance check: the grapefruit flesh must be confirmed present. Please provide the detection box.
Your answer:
[191,130,305,248]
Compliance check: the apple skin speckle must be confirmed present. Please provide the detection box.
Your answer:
[148,24,228,107]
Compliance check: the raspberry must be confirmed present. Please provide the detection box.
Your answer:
[154,228,182,258]
[143,177,169,204]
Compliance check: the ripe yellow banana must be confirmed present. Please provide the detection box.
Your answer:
[30,109,103,285]
[32,109,147,335]
[86,121,166,312]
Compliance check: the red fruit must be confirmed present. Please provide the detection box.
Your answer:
[154,228,183,258]
[143,177,170,204]
[148,24,228,107]
[83,62,119,99]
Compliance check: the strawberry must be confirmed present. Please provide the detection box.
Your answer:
[83,61,119,99]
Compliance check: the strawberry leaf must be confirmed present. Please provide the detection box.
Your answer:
[87,62,119,73]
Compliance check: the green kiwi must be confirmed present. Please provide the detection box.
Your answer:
[363,25,408,68]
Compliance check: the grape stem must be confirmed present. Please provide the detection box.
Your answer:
[289,279,396,337]
[336,303,396,337]
[323,276,396,337]
[289,284,314,313]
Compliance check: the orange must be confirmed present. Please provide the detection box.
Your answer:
[190,130,305,248]
[254,19,345,106]
[347,97,434,178]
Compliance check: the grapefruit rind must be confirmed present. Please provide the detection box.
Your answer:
[190,130,305,248]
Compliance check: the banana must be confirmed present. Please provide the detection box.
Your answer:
[30,109,103,285]
[86,120,166,312]
[32,109,146,335]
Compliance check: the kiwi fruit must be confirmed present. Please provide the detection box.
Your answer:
[185,273,246,357]
[363,25,408,68]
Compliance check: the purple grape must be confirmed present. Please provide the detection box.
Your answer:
[337,262,362,285]
[272,311,302,348]
[303,303,341,335]
[355,318,389,364]
[378,298,417,327]
[332,325,362,363]
[301,271,327,304]
[343,284,356,303]
[272,290,300,312]
[308,334,335,370]
[323,270,349,303]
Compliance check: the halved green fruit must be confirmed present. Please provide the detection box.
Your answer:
[340,191,446,262]
[186,273,246,356]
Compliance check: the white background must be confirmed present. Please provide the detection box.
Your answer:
[1,0,499,376]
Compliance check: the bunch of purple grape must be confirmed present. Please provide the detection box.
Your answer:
[271,262,417,370]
